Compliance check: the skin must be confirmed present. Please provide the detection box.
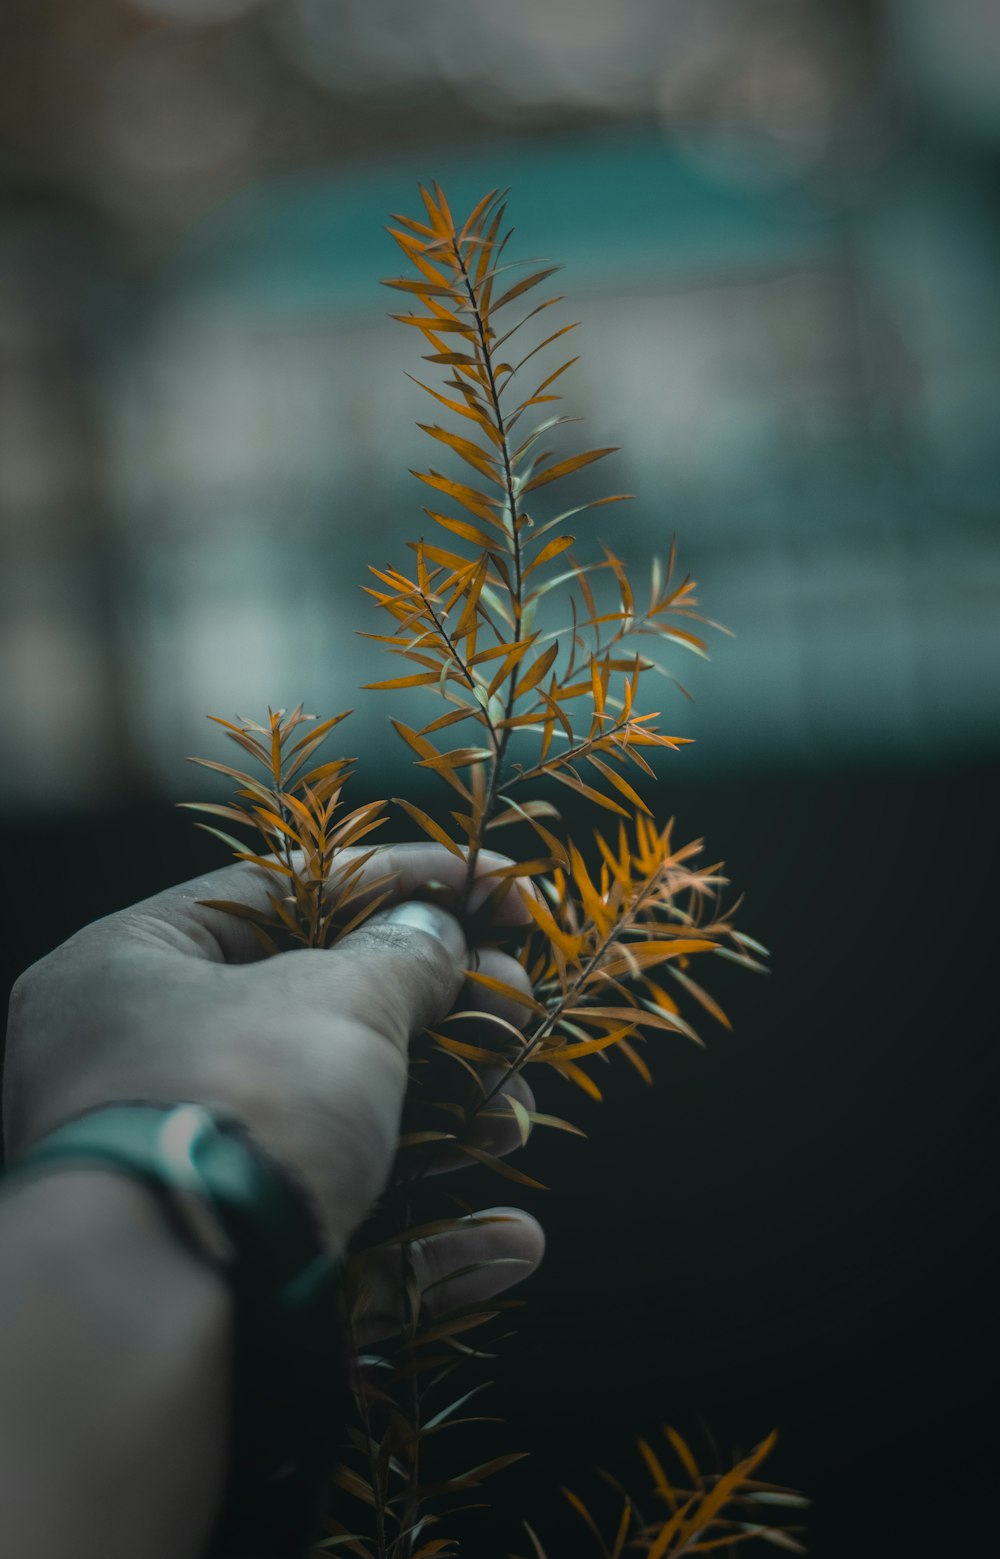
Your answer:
[0,842,546,1558]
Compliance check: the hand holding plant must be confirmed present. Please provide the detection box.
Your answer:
[185,184,802,1558]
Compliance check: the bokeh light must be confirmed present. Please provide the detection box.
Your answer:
[0,0,997,804]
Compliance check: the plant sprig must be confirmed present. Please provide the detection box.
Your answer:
[185,183,786,1559]
[182,705,391,953]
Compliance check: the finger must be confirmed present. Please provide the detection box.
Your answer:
[423,1067,536,1178]
[396,845,534,928]
[271,902,469,1059]
[424,952,538,1175]
[109,843,534,965]
[355,1207,545,1346]
[456,947,538,1035]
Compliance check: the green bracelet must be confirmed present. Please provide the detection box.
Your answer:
[3,1101,349,1559]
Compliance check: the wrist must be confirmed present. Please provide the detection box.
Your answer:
[5,1100,351,1557]
[0,1166,233,1559]
[0,1162,234,1330]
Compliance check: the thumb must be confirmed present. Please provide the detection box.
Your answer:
[227,901,468,1256]
[305,901,468,1055]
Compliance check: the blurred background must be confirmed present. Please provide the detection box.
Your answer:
[1,2,996,1554]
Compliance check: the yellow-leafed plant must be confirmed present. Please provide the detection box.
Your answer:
[185,184,804,1557]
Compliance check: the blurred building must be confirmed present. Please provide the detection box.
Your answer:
[1,0,998,806]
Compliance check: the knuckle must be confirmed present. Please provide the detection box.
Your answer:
[357,920,457,992]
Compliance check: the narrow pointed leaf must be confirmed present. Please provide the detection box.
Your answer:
[513,641,559,699]
[491,265,560,313]
[523,447,617,494]
[393,799,465,859]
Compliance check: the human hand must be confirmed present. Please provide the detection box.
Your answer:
[3,844,545,1330]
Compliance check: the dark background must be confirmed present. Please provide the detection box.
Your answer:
[3,762,995,1556]
[2,3,998,1555]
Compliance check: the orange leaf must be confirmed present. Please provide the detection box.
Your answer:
[417,747,492,770]
[390,719,437,760]
[508,337,579,395]
[561,1487,605,1548]
[524,534,575,575]
[386,227,452,287]
[599,938,716,979]
[491,265,561,313]
[486,799,561,828]
[332,1467,377,1510]
[456,1144,547,1190]
[474,200,507,287]
[422,349,480,367]
[393,799,465,860]
[522,894,583,959]
[526,1111,587,1138]
[391,720,474,801]
[586,755,652,815]
[419,423,500,483]
[664,1426,703,1489]
[176,800,255,828]
[513,642,559,699]
[426,510,500,551]
[674,1434,778,1545]
[638,1437,679,1511]
[550,769,629,817]
[392,315,476,336]
[413,470,505,528]
[617,1039,653,1085]
[477,857,556,879]
[252,807,303,847]
[430,1031,510,1066]
[610,1501,631,1559]
[552,1060,603,1100]
[465,969,547,1015]
[420,705,480,735]
[186,755,270,793]
[405,374,506,447]
[382,277,460,298]
[362,671,442,690]
[568,842,612,933]
[458,186,505,245]
[486,638,535,697]
[646,1497,698,1559]
[668,966,733,1029]
[538,1025,634,1063]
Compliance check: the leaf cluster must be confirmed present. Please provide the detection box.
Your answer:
[182,705,389,953]
[525,1428,808,1559]
[185,184,782,1559]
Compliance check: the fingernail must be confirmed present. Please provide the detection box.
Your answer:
[382,902,466,960]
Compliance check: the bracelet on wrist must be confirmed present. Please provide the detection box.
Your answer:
[1,1100,349,1559]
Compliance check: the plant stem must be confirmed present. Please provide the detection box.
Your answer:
[398,1193,422,1559]
[418,588,501,755]
[486,844,714,1123]
[347,1307,389,1559]
[381,221,533,1559]
[450,232,524,908]
[410,852,678,1184]
[496,715,633,792]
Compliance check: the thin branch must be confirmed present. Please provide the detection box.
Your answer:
[419,587,500,755]
[449,227,526,906]
[497,715,633,791]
